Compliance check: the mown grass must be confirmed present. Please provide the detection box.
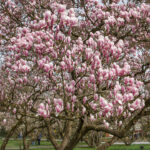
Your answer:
[0,139,51,147]
[30,148,95,150]
[107,144,150,150]
[1,139,150,150]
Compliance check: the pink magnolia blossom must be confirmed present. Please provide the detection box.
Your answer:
[94,94,98,101]
[117,106,123,115]
[90,114,95,121]
[44,10,51,21]
[13,108,16,114]
[83,97,87,104]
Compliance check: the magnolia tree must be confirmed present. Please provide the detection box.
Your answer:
[0,0,150,150]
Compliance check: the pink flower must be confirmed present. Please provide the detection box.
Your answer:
[56,32,64,40]
[105,122,109,128]
[44,63,53,72]
[117,17,124,26]
[13,108,16,114]
[105,16,116,25]
[123,63,130,73]
[117,106,123,115]
[115,93,123,100]
[69,17,78,26]
[70,80,76,86]
[68,85,75,93]
[82,107,86,115]
[39,103,45,109]
[89,74,95,83]
[43,110,47,118]
[99,97,107,107]
[51,14,57,26]
[39,20,46,28]
[90,102,97,110]
[57,4,66,13]
[23,76,28,83]
[85,48,93,59]
[90,114,95,121]
[38,108,43,115]
[44,10,51,21]
[71,95,77,103]
[128,93,134,101]
[119,121,122,126]
[103,120,109,128]
[38,60,44,68]
[55,105,63,113]
[83,97,87,104]
[136,80,143,88]
[47,99,51,104]
[60,61,66,70]
[121,86,125,94]
[21,65,30,72]
[135,99,141,105]
[104,106,111,113]
[54,98,63,107]
[11,65,18,72]
[94,94,98,101]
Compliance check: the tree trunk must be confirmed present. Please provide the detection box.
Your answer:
[44,119,59,150]
[96,137,118,150]
[58,121,72,150]
[23,136,29,150]
[63,120,87,150]
[0,120,22,150]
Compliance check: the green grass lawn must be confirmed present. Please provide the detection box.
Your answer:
[30,148,95,150]
[108,144,149,150]
[0,139,52,147]
[0,139,150,150]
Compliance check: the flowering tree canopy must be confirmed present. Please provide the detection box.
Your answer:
[0,0,150,150]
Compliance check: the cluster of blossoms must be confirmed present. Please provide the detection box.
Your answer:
[1,0,149,130]
[0,112,16,131]
[11,59,31,73]
[38,103,50,118]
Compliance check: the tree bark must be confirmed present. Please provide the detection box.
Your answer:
[44,119,59,150]
[96,137,118,150]
[0,120,22,150]
[63,119,86,150]
[23,136,29,150]
[58,121,72,150]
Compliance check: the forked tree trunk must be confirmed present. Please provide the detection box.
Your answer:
[63,123,87,150]
[0,120,22,150]
[45,119,86,150]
